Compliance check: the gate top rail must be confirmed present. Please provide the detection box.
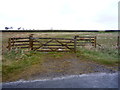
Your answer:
[31,37,74,40]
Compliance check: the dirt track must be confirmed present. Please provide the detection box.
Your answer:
[27,54,118,80]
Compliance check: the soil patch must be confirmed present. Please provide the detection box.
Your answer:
[26,54,118,80]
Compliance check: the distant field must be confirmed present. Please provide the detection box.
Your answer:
[2,32,118,53]
[2,32,119,82]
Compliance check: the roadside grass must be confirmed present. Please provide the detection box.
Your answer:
[2,32,119,82]
[2,49,73,82]
[2,47,118,82]
[76,47,118,65]
[2,50,46,82]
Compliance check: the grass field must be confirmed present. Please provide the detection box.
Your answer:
[2,32,119,82]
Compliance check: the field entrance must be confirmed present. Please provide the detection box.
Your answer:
[7,34,96,52]
[32,37,75,52]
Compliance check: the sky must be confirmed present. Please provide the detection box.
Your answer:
[0,0,119,30]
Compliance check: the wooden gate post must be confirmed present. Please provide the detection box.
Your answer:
[74,36,77,53]
[8,38,11,51]
[118,36,120,49]
[94,36,97,48]
[29,34,34,50]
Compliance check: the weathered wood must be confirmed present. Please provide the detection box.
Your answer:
[12,44,29,46]
[32,37,73,40]
[75,35,96,48]
[33,44,74,46]
[77,42,95,43]
[29,34,33,50]
[8,38,11,51]
[13,46,29,49]
[7,35,96,52]
[36,50,72,52]
[75,36,95,38]
[11,38,15,47]
[55,39,73,50]
[94,36,96,48]
[33,47,74,49]
[33,40,74,43]
[118,36,120,49]
[74,36,77,52]
[33,39,53,51]
[33,44,93,46]
[11,40,29,43]
[11,37,29,40]
[76,39,95,40]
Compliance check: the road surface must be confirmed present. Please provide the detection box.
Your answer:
[2,72,119,88]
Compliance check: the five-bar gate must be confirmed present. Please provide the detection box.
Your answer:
[7,34,96,52]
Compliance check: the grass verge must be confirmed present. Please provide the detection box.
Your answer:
[2,50,74,82]
[76,47,119,65]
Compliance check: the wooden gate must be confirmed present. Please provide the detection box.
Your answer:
[7,35,75,52]
[7,34,96,52]
[31,37,75,52]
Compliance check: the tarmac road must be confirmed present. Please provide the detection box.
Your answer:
[2,72,119,88]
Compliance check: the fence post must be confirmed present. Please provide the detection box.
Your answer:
[118,36,120,49]
[8,38,11,51]
[74,36,77,53]
[29,34,34,50]
[94,36,96,48]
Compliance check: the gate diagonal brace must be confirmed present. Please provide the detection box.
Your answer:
[33,39,53,51]
[55,39,73,50]
[33,39,44,45]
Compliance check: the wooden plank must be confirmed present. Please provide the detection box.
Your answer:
[33,47,74,49]
[33,44,95,46]
[76,39,95,41]
[12,44,29,46]
[77,41,94,42]
[12,46,29,48]
[36,50,71,52]
[11,40,29,43]
[11,37,29,40]
[32,37,74,40]
[33,40,74,43]
[77,38,95,39]
[77,42,95,44]
[33,42,74,44]
[33,44,74,46]
[75,36,95,38]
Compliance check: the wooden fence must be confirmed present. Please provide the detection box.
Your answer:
[7,34,96,52]
[74,36,96,48]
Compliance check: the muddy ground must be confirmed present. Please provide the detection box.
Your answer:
[26,54,118,80]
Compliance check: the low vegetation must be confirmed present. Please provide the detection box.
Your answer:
[2,32,119,82]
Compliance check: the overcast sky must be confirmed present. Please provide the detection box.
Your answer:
[0,0,119,30]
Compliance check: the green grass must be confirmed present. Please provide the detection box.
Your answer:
[2,50,46,81]
[76,47,118,65]
[2,49,72,82]
[2,32,119,82]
